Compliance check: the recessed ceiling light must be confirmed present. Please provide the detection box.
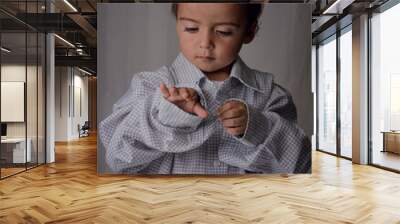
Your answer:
[63,0,78,12]
[323,0,355,15]
[77,67,92,76]
[1,47,11,53]
[54,34,75,48]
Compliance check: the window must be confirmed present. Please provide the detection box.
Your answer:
[0,1,47,179]
[370,2,400,171]
[317,35,337,154]
[339,28,352,158]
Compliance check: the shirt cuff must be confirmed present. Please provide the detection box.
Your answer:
[234,104,271,147]
[158,96,203,128]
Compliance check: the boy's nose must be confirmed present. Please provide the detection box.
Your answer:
[199,30,214,50]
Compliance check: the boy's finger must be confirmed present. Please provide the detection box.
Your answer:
[178,88,190,100]
[217,101,237,115]
[226,126,245,136]
[221,116,247,128]
[190,93,199,102]
[180,88,199,102]
[187,89,198,99]
[167,87,185,101]
[218,108,243,120]
[193,103,208,118]
[169,87,179,97]
[160,83,170,98]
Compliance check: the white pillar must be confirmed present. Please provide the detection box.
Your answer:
[46,1,55,163]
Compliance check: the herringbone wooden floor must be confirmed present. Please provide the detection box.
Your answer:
[1,134,400,224]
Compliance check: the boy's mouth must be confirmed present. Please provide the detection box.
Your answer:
[196,56,215,60]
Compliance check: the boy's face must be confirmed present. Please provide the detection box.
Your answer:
[176,3,255,73]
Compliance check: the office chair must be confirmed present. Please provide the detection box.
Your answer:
[79,121,90,138]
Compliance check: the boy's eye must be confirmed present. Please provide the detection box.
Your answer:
[216,30,233,36]
[184,27,198,33]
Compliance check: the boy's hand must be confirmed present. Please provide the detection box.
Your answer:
[160,83,208,118]
[217,100,248,137]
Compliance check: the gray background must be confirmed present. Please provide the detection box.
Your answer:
[97,3,312,173]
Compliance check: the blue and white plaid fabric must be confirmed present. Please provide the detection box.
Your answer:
[99,53,311,174]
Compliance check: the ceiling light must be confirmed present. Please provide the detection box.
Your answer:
[1,47,11,53]
[63,0,78,12]
[54,34,75,48]
[78,67,92,76]
[322,0,354,14]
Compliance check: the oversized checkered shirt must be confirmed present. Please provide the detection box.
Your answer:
[99,53,311,174]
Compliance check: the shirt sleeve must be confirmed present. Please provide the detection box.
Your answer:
[99,72,206,173]
[218,84,311,174]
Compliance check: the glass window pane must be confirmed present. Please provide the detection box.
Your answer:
[318,36,337,154]
[312,45,317,150]
[0,1,46,179]
[340,29,352,158]
[25,0,41,170]
[371,3,400,171]
[27,31,38,169]
[1,31,28,177]
[38,32,45,165]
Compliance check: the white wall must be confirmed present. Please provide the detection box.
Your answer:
[1,64,46,164]
[1,65,27,141]
[71,72,89,138]
[55,67,89,141]
[1,65,38,137]
[55,66,68,141]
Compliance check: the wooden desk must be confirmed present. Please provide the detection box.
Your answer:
[1,138,32,163]
[381,131,400,154]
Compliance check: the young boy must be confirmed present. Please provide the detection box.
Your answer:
[99,3,311,174]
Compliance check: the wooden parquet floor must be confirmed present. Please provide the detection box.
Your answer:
[1,134,400,224]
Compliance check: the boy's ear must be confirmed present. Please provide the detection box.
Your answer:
[243,23,257,44]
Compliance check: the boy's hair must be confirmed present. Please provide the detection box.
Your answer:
[171,3,264,35]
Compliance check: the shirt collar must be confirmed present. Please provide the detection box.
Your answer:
[171,53,206,84]
[171,52,262,92]
[230,56,261,92]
